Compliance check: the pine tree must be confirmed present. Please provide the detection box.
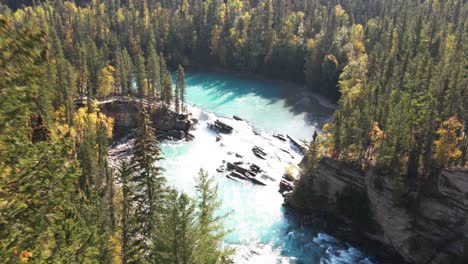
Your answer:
[175,75,180,113]
[130,102,166,262]
[147,44,161,98]
[162,72,174,106]
[136,54,147,97]
[176,64,187,112]
[160,190,197,263]
[194,169,231,263]
[117,161,135,264]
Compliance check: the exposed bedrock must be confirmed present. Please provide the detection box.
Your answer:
[284,157,468,264]
[91,98,193,140]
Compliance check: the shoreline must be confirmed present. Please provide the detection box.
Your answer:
[183,66,338,110]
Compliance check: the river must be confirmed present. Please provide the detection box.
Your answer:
[160,71,375,264]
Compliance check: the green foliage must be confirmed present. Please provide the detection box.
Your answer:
[160,190,197,264]
[1,0,467,262]
[175,64,186,113]
[0,17,100,263]
[129,103,166,262]
[195,169,232,263]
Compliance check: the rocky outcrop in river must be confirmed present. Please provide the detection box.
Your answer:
[78,97,193,140]
[284,157,468,263]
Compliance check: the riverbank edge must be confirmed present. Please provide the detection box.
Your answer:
[183,65,338,110]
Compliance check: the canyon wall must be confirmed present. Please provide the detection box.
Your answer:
[285,157,468,263]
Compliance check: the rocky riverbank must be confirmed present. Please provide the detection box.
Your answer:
[76,97,195,140]
[282,157,468,263]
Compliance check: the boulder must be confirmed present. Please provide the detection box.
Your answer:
[226,175,244,183]
[186,133,195,140]
[168,130,185,140]
[227,162,250,175]
[233,115,243,121]
[273,133,287,141]
[230,171,249,181]
[283,173,296,182]
[252,146,267,159]
[208,119,233,134]
[279,179,294,194]
[250,164,261,173]
[248,174,267,186]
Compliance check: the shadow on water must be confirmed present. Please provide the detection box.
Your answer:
[182,70,336,131]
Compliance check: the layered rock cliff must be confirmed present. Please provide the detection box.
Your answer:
[284,157,468,263]
[76,97,193,140]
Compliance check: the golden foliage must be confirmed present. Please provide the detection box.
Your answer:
[335,5,346,17]
[306,38,315,50]
[18,250,33,262]
[98,65,115,98]
[108,235,122,264]
[369,122,384,157]
[54,106,76,138]
[434,117,463,167]
[73,103,114,142]
[319,124,335,156]
[369,122,384,145]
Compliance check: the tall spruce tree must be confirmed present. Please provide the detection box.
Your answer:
[147,44,161,98]
[130,102,166,262]
[162,72,174,106]
[176,64,187,113]
[160,190,197,263]
[136,54,148,97]
[195,169,231,263]
[117,161,134,264]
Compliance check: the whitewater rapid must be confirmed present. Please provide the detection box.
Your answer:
[159,105,375,264]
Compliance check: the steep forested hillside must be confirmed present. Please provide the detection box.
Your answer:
[0,0,466,263]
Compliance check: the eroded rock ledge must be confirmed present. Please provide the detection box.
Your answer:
[77,97,194,140]
[283,157,468,263]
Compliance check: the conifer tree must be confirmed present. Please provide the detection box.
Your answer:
[160,190,197,263]
[176,64,187,112]
[175,75,180,113]
[130,102,166,262]
[0,18,99,263]
[147,44,161,98]
[162,72,174,106]
[136,54,147,97]
[117,161,135,264]
[195,169,231,263]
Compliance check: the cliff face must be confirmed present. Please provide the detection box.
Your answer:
[285,157,468,263]
[96,99,193,140]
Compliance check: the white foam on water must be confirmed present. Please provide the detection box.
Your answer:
[158,105,375,263]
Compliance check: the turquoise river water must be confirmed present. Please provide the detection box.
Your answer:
[159,71,375,263]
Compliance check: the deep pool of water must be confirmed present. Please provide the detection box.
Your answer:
[160,71,374,264]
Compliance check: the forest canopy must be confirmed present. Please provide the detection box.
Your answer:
[0,0,466,262]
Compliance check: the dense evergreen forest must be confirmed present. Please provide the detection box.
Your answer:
[0,0,466,263]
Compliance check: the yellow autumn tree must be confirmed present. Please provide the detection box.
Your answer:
[319,123,335,156]
[369,122,384,157]
[73,100,114,142]
[434,117,463,167]
[98,65,115,98]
